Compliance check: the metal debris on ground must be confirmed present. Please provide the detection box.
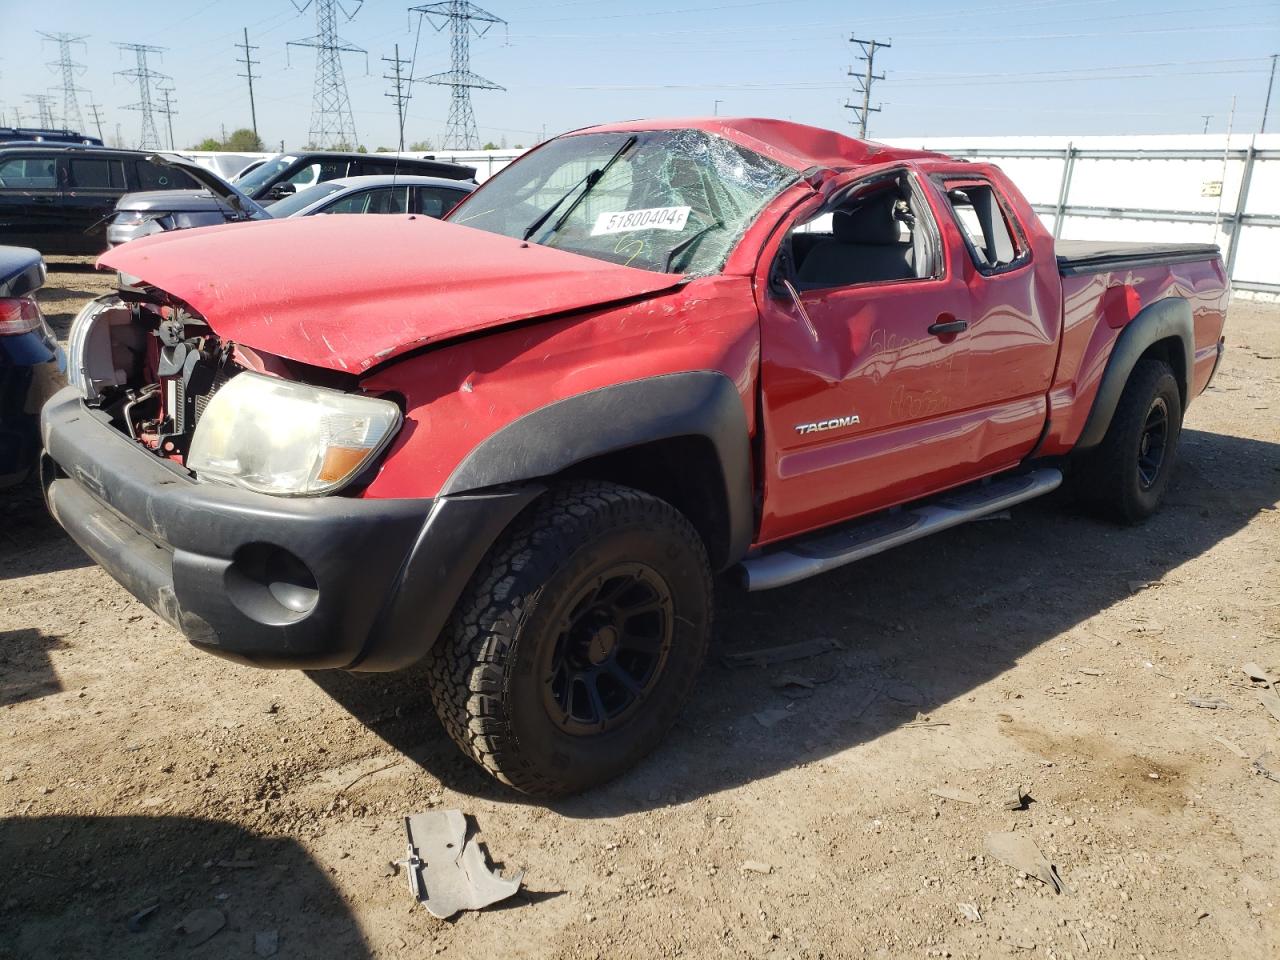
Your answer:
[397,810,523,919]
[929,786,979,805]
[753,706,794,729]
[722,637,841,668]
[1258,689,1280,725]
[956,902,982,922]
[1186,696,1231,710]
[1241,662,1275,687]
[174,907,226,946]
[1002,785,1030,811]
[125,902,159,933]
[1078,668,1104,677]
[984,832,1068,894]
[740,860,773,875]
[1253,752,1280,784]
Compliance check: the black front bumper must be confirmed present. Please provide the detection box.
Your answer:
[41,387,540,671]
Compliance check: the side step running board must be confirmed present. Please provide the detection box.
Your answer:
[740,467,1063,591]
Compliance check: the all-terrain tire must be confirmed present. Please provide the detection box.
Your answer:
[426,481,713,797]
[1076,358,1183,523]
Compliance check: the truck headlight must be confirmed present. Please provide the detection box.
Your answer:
[187,372,402,496]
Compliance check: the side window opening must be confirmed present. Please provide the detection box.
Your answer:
[944,182,1022,271]
[787,174,937,290]
[67,158,125,189]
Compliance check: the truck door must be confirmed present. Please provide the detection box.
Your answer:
[757,168,979,543]
[925,170,1059,468]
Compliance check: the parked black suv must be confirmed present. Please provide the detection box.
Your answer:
[0,145,200,255]
[0,127,104,146]
[107,151,478,244]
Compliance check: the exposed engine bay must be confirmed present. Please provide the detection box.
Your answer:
[69,293,240,463]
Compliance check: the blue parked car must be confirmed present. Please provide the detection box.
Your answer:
[0,247,65,488]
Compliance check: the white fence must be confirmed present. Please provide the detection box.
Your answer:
[424,135,1280,297]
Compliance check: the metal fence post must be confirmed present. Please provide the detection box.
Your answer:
[1052,142,1076,240]
[1225,143,1257,284]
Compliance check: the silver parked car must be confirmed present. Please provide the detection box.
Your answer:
[106,153,476,245]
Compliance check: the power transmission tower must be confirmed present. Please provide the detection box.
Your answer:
[288,0,366,150]
[235,27,261,142]
[87,102,106,142]
[411,2,506,150]
[1201,114,1213,134]
[158,86,177,149]
[383,43,412,151]
[844,35,890,139]
[26,94,57,128]
[39,32,90,133]
[115,42,170,150]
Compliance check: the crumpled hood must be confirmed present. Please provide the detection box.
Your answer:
[98,214,684,372]
[117,189,231,213]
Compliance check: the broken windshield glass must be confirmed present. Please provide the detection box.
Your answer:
[449,129,797,276]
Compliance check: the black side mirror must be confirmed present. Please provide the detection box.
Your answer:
[270,182,296,199]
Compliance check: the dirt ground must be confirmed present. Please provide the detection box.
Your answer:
[2,258,1277,960]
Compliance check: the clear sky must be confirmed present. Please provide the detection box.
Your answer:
[2,0,1278,151]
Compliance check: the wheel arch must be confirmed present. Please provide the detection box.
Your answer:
[1075,297,1192,451]
[440,371,755,570]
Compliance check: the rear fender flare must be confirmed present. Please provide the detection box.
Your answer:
[1075,297,1193,450]
[441,371,754,567]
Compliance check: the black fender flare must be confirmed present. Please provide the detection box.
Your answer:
[1075,297,1193,450]
[441,371,755,568]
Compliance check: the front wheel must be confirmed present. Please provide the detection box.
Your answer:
[426,481,712,797]
[1076,357,1183,523]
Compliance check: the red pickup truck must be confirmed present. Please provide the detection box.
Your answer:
[43,118,1228,796]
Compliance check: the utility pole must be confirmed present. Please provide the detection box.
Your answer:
[383,43,412,151]
[158,86,177,149]
[1262,53,1277,134]
[39,32,90,133]
[713,99,722,116]
[411,2,506,151]
[114,42,169,150]
[235,27,261,142]
[1202,114,1213,134]
[26,94,57,128]
[845,35,890,139]
[87,102,106,142]
[288,0,366,150]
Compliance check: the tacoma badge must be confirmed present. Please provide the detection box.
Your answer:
[794,415,861,435]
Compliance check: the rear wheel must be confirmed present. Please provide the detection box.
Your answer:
[1076,358,1183,523]
[426,481,712,797]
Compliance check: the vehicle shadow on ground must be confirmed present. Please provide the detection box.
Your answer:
[308,428,1280,814]
[0,478,92,579]
[0,815,372,960]
[0,628,66,707]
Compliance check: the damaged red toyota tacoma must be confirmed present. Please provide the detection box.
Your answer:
[43,119,1228,796]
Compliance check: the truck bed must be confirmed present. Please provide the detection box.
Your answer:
[1055,240,1221,276]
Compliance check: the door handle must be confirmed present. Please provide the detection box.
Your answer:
[928,317,968,336]
[33,196,56,204]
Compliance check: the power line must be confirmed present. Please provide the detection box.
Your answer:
[383,43,412,151]
[39,32,90,133]
[114,42,170,150]
[844,35,889,138]
[411,2,507,150]
[87,102,106,142]
[236,27,262,142]
[288,0,366,150]
[1263,53,1277,134]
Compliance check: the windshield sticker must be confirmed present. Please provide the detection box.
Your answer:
[591,206,692,236]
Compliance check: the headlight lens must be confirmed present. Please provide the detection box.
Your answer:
[187,372,402,496]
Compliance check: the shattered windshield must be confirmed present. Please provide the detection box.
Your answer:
[447,130,796,276]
